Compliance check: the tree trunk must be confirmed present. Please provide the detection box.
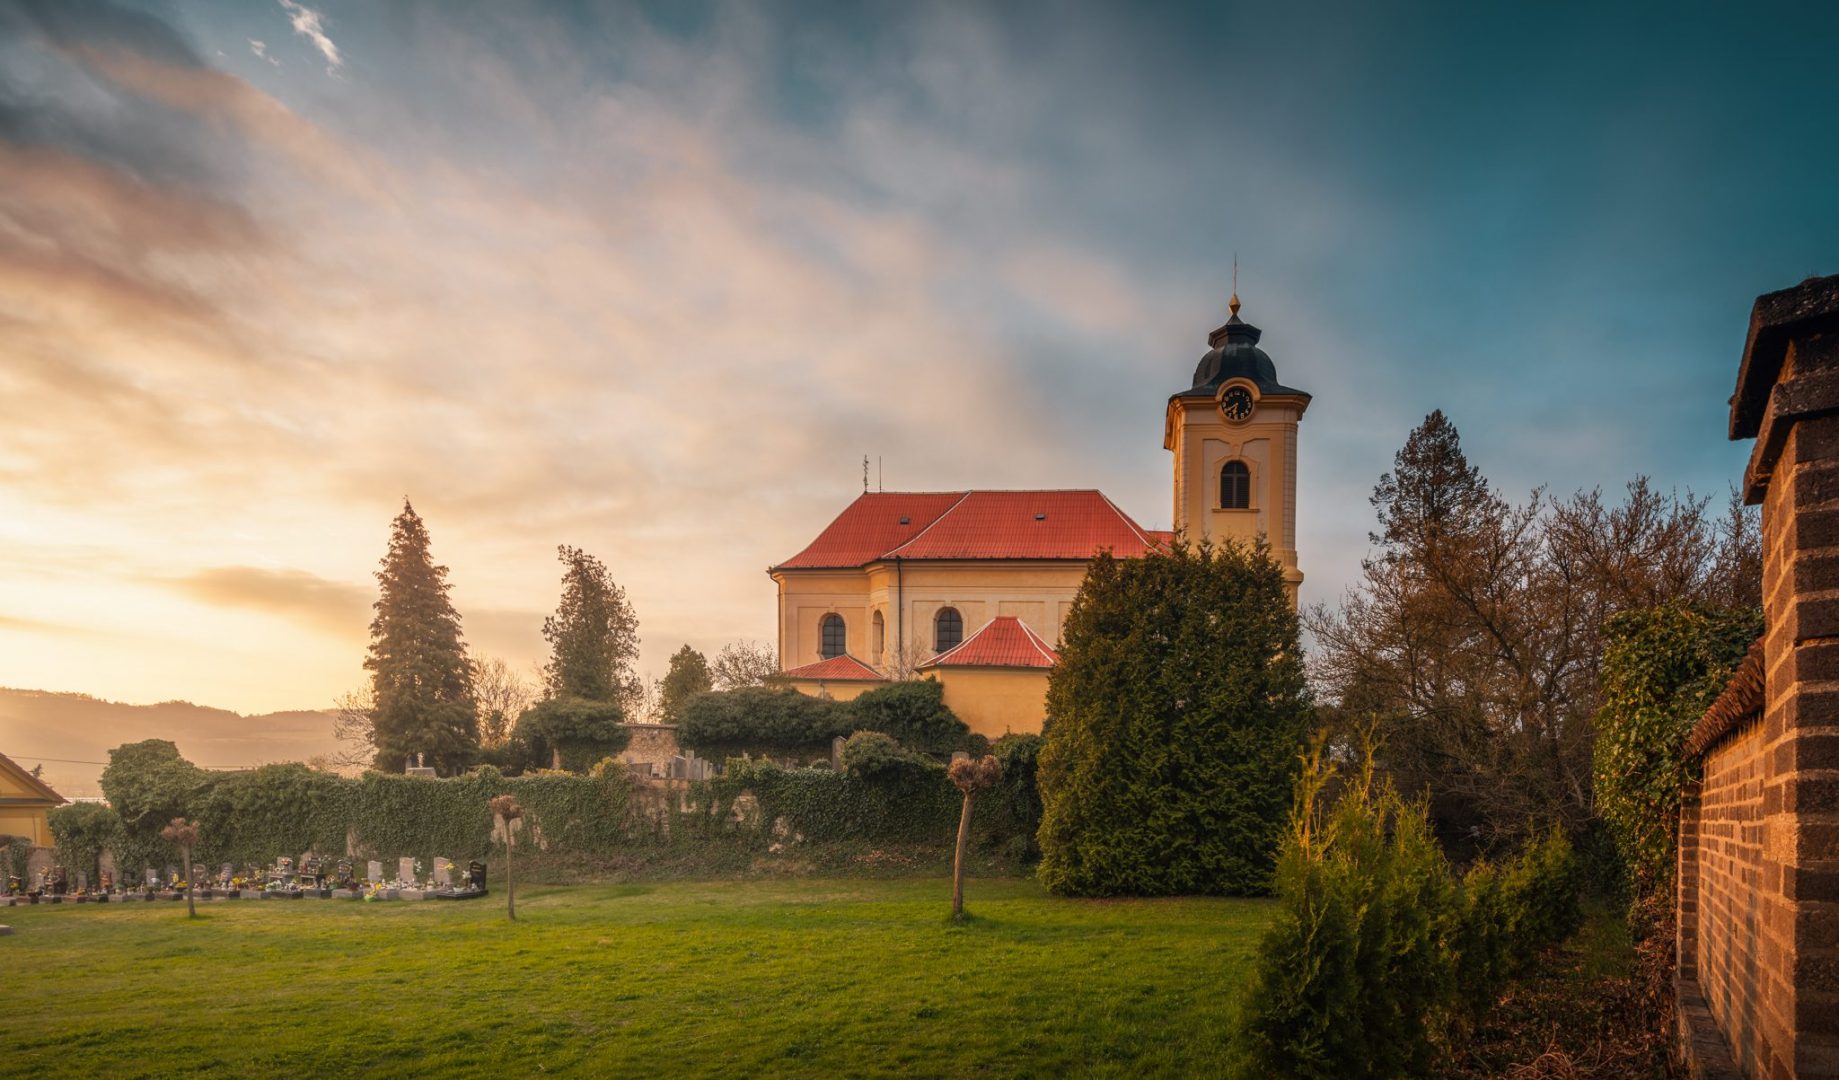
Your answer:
[952,792,974,920]
[506,837,516,921]
[183,844,195,919]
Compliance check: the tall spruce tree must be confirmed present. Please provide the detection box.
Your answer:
[1036,538,1311,897]
[541,545,641,709]
[364,500,479,774]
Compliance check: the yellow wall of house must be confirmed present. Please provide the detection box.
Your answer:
[0,807,52,846]
[1166,385,1306,604]
[773,560,1089,672]
[928,667,1051,739]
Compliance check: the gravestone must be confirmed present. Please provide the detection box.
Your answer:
[220,863,234,887]
[951,751,970,764]
[25,849,52,887]
[405,766,437,779]
[144,868,159,889]
[668,755,690,779]
[832,736,847,771]
[398,857,416,885]
[164,865,179,888]
[433,858,453,887]
[76,871,88,893]
[367,860,384,883]
[629,761,655,780]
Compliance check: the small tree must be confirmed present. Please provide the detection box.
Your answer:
[474,658,537,748]
[542,545,642,711]
[657,645,713,724]
[710,639,785,690]
[490,795,523,921]
[159,818,201,918]
[948,755,1003,921]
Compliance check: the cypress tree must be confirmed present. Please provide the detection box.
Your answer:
[657,645,713,725]
[364,500,479,774]
[1036,538,1310,896]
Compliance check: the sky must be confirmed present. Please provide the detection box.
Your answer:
[1,0,1836,719]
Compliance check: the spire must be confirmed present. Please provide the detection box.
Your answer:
[1229,254,1240,318]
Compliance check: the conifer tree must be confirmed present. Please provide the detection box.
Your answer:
[1036,538,1310,897]
[541,545,641,709]
[657,644,712,725]
[364,500,479,774]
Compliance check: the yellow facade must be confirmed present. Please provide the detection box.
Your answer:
[782,677,881,703]
[926,667,1050,740]
[0,752,64,846]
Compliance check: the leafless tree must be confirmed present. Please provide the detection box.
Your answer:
[710,640,785,690]
[473,658,537,748]
[330,688,378,769]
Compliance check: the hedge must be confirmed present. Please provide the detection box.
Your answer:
[677,679,974,761]
[75,736,1043,878]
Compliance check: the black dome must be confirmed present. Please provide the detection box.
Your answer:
[1177,306,1309,400]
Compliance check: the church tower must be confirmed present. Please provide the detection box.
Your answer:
[1163,293,1309,604]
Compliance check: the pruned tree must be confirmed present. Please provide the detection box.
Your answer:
[490,794,523,921]
[948,755,1002,920]
[657,645,713,725]
[474,658,536,749]
[159,817,201,919]
[364,500,479,774]
[710,639,784,691]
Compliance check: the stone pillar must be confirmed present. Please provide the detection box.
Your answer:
[1728,273,1839,1079]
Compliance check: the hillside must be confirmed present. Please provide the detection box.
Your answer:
[0,689,342,799]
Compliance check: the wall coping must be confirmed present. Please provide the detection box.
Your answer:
[1683,637,1765,761]
[1731,272,1839,440]
[1675,977,1746,1080]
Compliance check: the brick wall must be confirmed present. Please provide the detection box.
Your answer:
[1681,275,1839,1079]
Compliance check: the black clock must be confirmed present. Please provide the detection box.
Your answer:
[1220,386,1254,421]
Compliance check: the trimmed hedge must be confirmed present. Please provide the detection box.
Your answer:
[1230,742,1583,1077]
[678,679,974,761]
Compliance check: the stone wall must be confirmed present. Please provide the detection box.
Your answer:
[619,723,681,766]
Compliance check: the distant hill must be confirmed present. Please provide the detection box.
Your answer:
[0,689,341,799]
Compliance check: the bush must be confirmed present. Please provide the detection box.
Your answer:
[679,687,853,758]
[1230,741,1584,1076]
[514,697,631,772]
[1038,539,1311,897]
[847,679,972,753]
[48,802,123,882]
[1594,603,1760,916]
[839,731,930,779]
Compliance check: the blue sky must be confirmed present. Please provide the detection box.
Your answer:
[0,0,1834,713]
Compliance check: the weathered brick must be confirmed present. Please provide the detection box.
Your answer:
[1787,777,1839,814]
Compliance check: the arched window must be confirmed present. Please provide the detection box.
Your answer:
[935,607,964,653]
[820,613,846,659]
[871,610,886,661]
[1220,460,1251,510]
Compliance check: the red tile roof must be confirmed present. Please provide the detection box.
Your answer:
[922,616,1060,669]
[781,654,888,682]
[774,490,1163,569]
[773,492,967,570]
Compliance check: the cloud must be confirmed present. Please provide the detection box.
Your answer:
[166,567,371,636]
[249,39,278,66]
[277,0,340,71]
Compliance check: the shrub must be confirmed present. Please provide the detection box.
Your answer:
[679,687,853,758]
[514,697,631,772]
[1230,740,1584,1076]
[1038,539,1311,896]
[847,679,971,753]
[840,731,928,778]
[48,802,123,882]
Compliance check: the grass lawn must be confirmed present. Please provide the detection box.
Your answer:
[0,878,1273,1078]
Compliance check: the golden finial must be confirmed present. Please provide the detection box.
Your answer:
[1229,254,1241,318]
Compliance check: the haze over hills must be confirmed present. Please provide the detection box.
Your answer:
[0,689,342,800]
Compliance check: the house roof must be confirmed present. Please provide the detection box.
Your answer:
[0,751,65,807]
[773,490,1165,570]
[781,654,889,682]
[922,616,1060,669]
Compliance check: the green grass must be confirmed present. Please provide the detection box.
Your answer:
[0,879,1273,1078]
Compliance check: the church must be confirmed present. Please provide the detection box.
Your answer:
[768,295,1309,738]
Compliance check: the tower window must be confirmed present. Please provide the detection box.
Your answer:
[1220,460,1251,510]
[935,607,964,653]
[820,613,846,659]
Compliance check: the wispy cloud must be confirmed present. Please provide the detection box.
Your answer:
[277,0,340,72]
[164,567,371,637]
[249,39,278,66]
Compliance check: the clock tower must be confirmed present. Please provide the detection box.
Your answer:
[1162,293,1310,604]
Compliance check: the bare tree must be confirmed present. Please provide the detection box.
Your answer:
[948,755,1003,921]
[490,795,523,921]
[710,640,785,690]
[330,688,378,770]
[159,818,200,919]
[474,658,536,748]
[881,638,939,682]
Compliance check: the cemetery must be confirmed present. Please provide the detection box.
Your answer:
[3,852,488,905]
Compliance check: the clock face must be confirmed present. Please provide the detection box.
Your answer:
[1220,386,1254,422]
